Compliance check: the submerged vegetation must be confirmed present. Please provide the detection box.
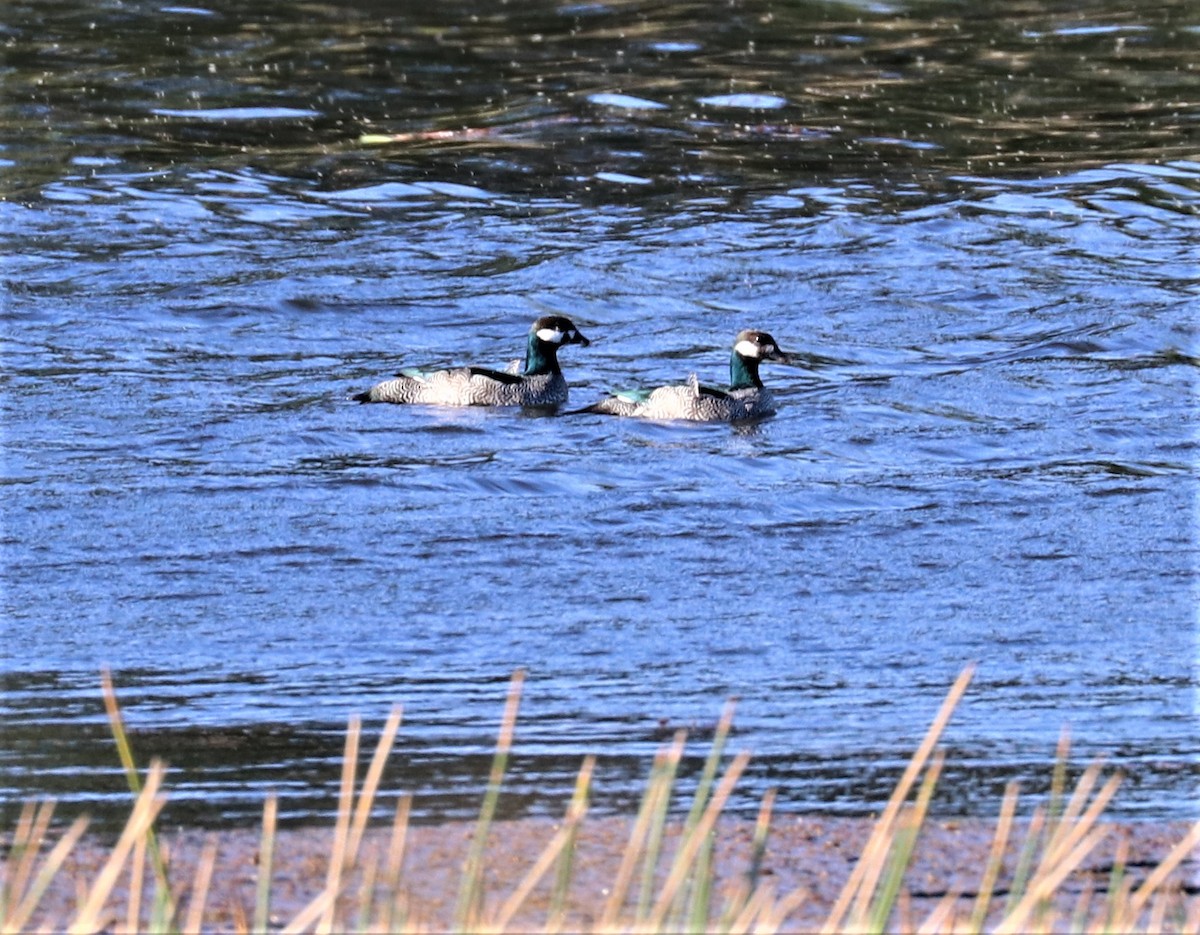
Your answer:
[2,667,1198,933]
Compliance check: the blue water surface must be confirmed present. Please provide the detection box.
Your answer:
[2,0,1198,829]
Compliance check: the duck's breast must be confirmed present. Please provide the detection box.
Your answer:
[728,387,775,420]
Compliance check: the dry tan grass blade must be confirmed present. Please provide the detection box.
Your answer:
[9,667,1200,934]
[68,760,168,934]
[821,663,976,934]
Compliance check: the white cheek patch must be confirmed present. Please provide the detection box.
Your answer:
[734,339,761,358]
[537,327,567,344]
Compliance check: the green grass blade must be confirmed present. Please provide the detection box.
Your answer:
[666,701,736,930]
[966,780,1019,933]
[864,751,945,933]
[548,756,596,932]
[747,787,775,895]
[70,760,169,935]
[253,792,278,935]
[100,668,175,929]
[684,828,715,933]
[1101,837,1130,932]
[822,663,975,934]
[683,700,737,837]
[600,734,684,928]
[636,731,686,922]
[1046,728,1071,831]
[1003,806,1045,915]
[646,750,751,930]
[453,669,525,930]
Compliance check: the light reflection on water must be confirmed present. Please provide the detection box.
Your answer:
[2,0,1198,830]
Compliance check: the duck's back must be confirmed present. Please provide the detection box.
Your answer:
[591,381,774,422]
[356,367,567,406]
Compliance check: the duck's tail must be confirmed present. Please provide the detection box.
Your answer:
[566,395,642,417]
[562,400,605,416]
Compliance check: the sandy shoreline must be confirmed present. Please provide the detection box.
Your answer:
[13,814,1199,931]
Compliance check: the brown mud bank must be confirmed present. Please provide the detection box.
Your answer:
[19,814,1200,932]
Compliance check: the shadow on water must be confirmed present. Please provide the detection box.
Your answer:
[2,0,1198,831]
[4,0,1198,198]
[5,669,1196,834]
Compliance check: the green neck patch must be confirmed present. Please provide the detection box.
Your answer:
[729,350,762,390]
[522,332,560,376]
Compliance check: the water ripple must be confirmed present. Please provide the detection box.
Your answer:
[3,0,1198,832]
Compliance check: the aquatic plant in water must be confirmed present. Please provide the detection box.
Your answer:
[2,666,1198,932]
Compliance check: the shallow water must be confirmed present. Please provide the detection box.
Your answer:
[2,0,1198,830]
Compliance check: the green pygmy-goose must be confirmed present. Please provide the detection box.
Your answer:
[354,316,590,407]
[583,330,789,421]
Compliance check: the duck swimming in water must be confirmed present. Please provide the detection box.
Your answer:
[353,316,590,407]
[582,330,789,421]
